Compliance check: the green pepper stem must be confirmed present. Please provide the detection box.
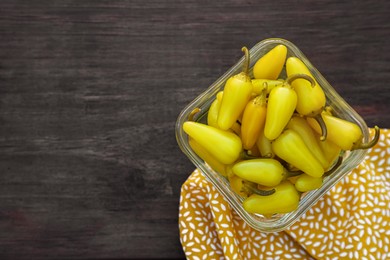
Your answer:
[314,114,328,141]
[351,126,380,150]
[241,47,250,76]
[243,183,275,196]
[285,73,316,87]
[323,156,343,177]
[285,169,303,178]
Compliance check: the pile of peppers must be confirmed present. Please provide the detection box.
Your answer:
[183,44,380,216]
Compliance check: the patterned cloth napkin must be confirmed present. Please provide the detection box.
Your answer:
[179,128,390,260]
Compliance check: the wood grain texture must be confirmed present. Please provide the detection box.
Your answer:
[0,0,389,259]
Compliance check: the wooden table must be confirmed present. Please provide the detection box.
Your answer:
[0,1,389,259]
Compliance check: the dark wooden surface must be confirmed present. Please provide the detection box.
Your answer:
[0,1,389,259]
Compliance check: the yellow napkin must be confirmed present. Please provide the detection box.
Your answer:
[179,129,390,259]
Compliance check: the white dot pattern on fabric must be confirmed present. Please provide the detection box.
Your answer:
[179,129,390,259]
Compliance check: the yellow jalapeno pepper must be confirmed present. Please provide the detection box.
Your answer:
[285,57,326,116]
[183,121,242,165]
[243,181,300,215]
[316,132,342,167]
[251,79,283,94]
[228,174,251,198]
[207,91,223,128]
[229,120,241,136]
[240,90,267,150]
[295,156,342,195]
[307,113,380,151]
[228,175,275,198]
[264,74,314,140]
[256,128,273,158]
[287,175,300,184]
[294,174,323,192]
[286,57,328,140]
[227,163,275,197]
[232,158,285,187]
[188,137,227,177]
[253,44,287,80]
[218,47,253,130]
[286,115,329,169]
[292,155,342,191]
[272,129,324,178]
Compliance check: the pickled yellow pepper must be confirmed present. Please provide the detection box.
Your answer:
[253,44,287,79]
[264,74,315,140]
[232,158,285,187]
[240,90,267,150]
[218,47,253,130]
[286,57,326,116]
[243,181,300,215]
[207,91,223,128]
[307,113,380,151]
[317,135,342,167]
[286,57,328,140]
[183,121,242,165]
[286,116,329,169]
[188,137,227,176]
[272,129,324,178]
[294,174,323,192]
[251,79,283,94]
[256,128,273,158]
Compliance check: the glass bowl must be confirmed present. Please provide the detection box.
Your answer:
[175,38,370,232]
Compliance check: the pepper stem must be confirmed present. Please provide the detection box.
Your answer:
[241,47,250,76]
[242,183,275,196]
[286,73,316,87]
[314,114,328,141]
[351,126,380,150]
[253,86,268,106]
[285,169,303,179]
[323,156,343,177]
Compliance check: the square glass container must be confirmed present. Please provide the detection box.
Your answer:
[175,38,370,232]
